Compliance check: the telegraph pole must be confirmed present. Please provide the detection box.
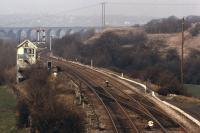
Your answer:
[91,59,93,68]
[101,2,103,27]
[104,2,106,27]
[50,36,52,51]
[37,28,40,43]
[49,35,54,51]
[47,35,53,57]
[181,17,184,89]
[18,35,21,44]
[101,2,106,28]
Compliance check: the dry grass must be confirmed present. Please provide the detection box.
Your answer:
[86,27,200,58]
[148,31,200,56]
[85,27,144,45]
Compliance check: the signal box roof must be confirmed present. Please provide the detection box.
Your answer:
[17,40,38,49]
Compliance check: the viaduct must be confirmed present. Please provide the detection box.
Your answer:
[0,27,101,41]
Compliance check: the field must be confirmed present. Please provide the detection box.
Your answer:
[0,86,27,133]
[184,84,200,98]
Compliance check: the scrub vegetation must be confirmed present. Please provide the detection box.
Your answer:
[16,65,85,133]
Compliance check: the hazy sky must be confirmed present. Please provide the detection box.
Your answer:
[1,0,200,17]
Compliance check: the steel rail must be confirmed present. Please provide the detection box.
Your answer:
[46,57,167,132]
[64,67,140,133]
[96,90,181,128]
[77,66,169,132]
[40,56,119,133]
[53,58,140,132]
[84,65,188,132]
[43,56,137,131]
[65,70,119,133]
[74,64,188,133]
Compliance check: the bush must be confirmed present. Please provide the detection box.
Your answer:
[185,49,200,84]
[53,33,82,59]
[157,87,180,96]
[16,99,30,128]
[20,65,85,133]
[189,23,200,36]
[30,101,85,133]
[0,40,16,85]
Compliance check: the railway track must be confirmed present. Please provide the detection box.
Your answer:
[41,56,188,132]
[68,63,187,132]
[63,64,139,133]
[44,57,147,132]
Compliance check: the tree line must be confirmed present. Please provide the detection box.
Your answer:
[144,15,200,34]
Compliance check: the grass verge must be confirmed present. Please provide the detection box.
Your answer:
[184,84,200,98]
[0,86,27,133]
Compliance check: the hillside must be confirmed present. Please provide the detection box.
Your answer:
[53,26,200,96]
[85,27,144,44]
[87,27,200,56]
[148,32,200,55]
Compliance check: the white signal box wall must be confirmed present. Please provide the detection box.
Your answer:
[16,40,38,82]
